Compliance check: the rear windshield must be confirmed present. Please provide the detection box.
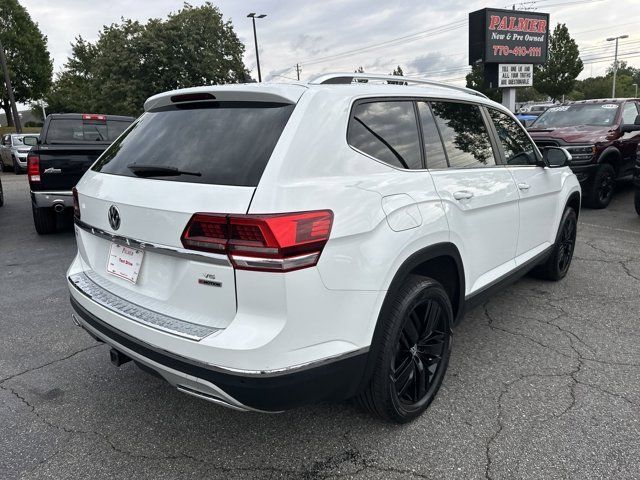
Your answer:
[46,118,132,143]
[531,103,620,128]
[92,102,295,187]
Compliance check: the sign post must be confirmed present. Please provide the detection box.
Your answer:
[469,8,549,112]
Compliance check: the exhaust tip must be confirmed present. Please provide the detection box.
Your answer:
[71,314,81,327]
[109,348,132,367]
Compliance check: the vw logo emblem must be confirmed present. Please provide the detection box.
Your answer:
[108,205,121,231]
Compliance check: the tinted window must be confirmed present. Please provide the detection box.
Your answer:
[348,101,422,169]
[430,102,496,168]
[622,102,639,124]
[532,103,619,128]
[417,102,448,169]
[93,102,295,187]
[46,118,132,143]
[489,109,539,166]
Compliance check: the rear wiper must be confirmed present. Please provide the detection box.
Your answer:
[127,164,202,177]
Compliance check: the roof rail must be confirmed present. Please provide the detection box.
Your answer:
[308,73,488,99]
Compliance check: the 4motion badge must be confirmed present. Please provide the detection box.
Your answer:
[198,273,222,288]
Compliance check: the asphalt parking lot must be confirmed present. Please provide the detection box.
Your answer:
[1,171,639,480]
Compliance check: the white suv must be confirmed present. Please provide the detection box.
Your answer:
[67,73,581,422]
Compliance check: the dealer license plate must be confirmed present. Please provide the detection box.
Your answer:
[106,243,144,284]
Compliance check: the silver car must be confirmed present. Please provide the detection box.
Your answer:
[0,133,39,174]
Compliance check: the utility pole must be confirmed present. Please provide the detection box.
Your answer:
[0,39,22,133]
[607,34,628,98]
[295,63,301,81]
[247,13,266,82]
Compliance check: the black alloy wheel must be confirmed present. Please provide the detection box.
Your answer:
[356,276,452,423]
[556,211,577,276]
[531,206,577,281]
[392,297,448,408]
[597,170,614,205]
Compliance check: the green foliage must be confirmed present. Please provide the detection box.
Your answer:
[465,65,501,102]
[390,66,403,76]
[354,66,365,73]
[46,2,250,117]
[0,0,53,126]
[533,23,583,101]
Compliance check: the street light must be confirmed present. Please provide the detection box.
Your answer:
[606,34,629,98]
[247,13,266,82]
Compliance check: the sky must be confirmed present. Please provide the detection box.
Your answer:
[18,0,640,86]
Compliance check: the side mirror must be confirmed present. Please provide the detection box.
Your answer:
[22,136,38,147]
[542,147,571,168]
[620,114,640,133]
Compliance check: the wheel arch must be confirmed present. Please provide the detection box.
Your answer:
[357,242,465,391]
[565,190,581,218]
[598,146,622,175]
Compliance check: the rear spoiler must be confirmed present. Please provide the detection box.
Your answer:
[144,84,307,111]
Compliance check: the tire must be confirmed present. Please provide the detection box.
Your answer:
[356,275,453,423]
[584,163,615,209]
[0,181,4,207]
[531,207,577,281]
[13,157,21,174]
[635,189,640,216]
[32,205,57,234]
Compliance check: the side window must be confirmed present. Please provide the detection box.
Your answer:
[417,102,448,169]
[488,108,540,166]
[430,101,496,168]
[3,135,10,146]
[348,101,422,170]
[622,102,639,124]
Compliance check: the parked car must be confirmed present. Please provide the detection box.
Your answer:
[67,73,580,423]
[27,113,134,234]
[528,98,640,208]
[0,133,40,173]
[516,103,553,127]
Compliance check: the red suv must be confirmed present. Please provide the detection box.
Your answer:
[528,99,640,208]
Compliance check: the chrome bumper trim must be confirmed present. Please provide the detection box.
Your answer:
[69,272,220,341]
[31,190,73,208]
[74,219,231,267]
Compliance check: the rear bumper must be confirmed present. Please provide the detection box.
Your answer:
[70,296,368,411]
[31,190,73,209]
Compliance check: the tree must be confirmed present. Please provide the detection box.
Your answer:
[46,3,249,117]
[390,66,403,76]
[0,0,52,126]
[465,64,501,102]
[534,23,583,102]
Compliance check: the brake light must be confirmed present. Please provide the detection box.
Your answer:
[181,211,334,272]
[82,114,106,121]
[27,153,40,183]
[72,187,80,220]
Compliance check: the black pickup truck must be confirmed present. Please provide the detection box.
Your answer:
[27,113,134,234]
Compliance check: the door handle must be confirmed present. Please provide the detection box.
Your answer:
[517,183,531,191]
[453,190,474,201]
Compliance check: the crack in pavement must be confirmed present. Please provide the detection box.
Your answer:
[0,344,102,385]
[482,298,640,479]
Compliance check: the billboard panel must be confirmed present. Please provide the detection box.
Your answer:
[469,8,549,65]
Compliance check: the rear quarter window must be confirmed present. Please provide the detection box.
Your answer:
[92,102,295,187]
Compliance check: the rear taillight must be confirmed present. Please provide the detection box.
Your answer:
[181,210,333,272]
[72,187,80,220]
[27,153,40,184]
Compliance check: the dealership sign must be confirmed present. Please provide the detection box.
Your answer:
[498,64,533,87]
[469,8,549,65]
